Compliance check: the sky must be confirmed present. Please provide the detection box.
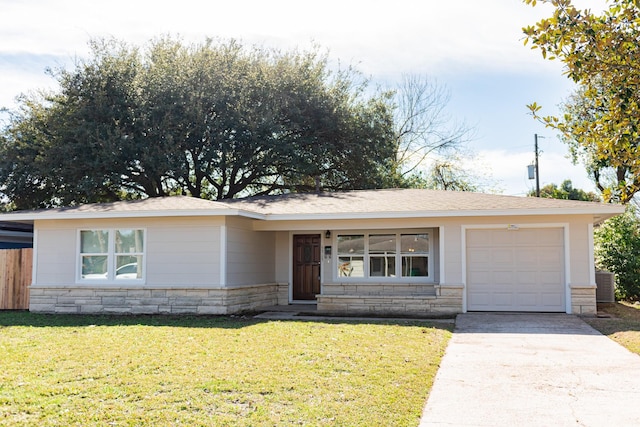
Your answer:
[0,0,607,196]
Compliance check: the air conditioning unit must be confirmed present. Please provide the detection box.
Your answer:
[595,271,615,303]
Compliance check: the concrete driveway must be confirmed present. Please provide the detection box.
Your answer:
[420,313,640,426]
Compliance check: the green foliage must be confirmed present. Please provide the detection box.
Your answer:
[523,0,640,204]
[0,37,397,209]
[595,207,640,301]
[528,179,600,201]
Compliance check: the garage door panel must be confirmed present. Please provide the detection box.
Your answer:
[493,271,515,285]
[467,248,491,264]
[467,230,492,247]
[514,229,539,244]
[492,231,514,245]
[516,292,539,306]
[493,249,514,263]
[542,292,563,306]
[467,293,491,309]
[515,248,539,263]
[468,270,491,284]
[516,271,537,285]
[493,293,514,307]
[539,248,563,265]
[467,228,564,312]
[540,271,563,284]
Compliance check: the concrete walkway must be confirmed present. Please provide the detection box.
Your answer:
[420,313,640,426]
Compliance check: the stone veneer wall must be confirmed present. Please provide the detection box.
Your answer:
[29,283,286,315]
[570,285,597,315]
[316,283,463,316]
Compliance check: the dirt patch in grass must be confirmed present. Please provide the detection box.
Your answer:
[0,312,452,426]
[583,302,640,355]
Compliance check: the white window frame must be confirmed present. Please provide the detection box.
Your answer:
[334,230,433,282]
[77,228,146,284]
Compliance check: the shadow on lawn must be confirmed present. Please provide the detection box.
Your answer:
[0,311,266,329]
[0,310,453,330]
[584,302,640,336]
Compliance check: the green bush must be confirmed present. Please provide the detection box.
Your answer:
[595,207,640,301]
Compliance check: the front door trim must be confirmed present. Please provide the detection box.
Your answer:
[290,233,322,302]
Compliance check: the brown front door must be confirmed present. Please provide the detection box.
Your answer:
[292,234,321,300]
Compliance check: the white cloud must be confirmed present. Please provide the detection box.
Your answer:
[0,0,604,75]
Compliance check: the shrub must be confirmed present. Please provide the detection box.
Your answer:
[595,207,640,301]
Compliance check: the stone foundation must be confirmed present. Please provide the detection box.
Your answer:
[570,284,597,315]
[29,283,282,315]
[317,283,463,316]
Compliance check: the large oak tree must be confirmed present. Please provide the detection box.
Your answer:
[0,37,396,209]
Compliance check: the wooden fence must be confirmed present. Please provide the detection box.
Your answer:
[0,248,33,310]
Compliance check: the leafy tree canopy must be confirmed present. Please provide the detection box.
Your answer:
[527,179,600,201]
[523,0,640,204]
[0,37,397,209]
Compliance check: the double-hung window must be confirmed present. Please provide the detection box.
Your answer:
[79,229,145,282]
[336,231,430,280]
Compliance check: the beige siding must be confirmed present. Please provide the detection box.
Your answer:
[567,219,593,286]
[31,211,598,315]
[255,214,597,314]
[225,217,275,286]
[34,217,223,287]
[146,221,221,286]
[442,224,463,285]
[274,232,289,283]
[35,227,77,284]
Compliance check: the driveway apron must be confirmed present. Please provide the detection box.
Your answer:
[420,313,640,426]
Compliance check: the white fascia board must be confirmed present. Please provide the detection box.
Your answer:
[0,208,266,222]
[260,207,625,221]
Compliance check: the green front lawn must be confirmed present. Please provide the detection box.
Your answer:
[0,313,452,426]
[584,302,640,355]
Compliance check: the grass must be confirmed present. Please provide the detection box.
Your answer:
[583,301,640,355]
[0,312,452,426]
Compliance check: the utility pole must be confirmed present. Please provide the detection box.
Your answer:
[534,133,540,197]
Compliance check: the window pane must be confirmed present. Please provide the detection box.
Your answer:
[82,255,108,278]
[370,256,396,277]
[401,234,429,254]
[369,234,396,254]
[338,256,364,277]
[81,230,108,253]
[116,229,144,253]
[337,235,364,255]
[402,256,428,277]
[116,255,143,279]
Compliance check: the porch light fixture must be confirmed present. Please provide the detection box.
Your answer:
[325,230,331,239]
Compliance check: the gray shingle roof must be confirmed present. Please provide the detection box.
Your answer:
[41,196,231,213]
[223,188,621,216]
[0,189,624,222]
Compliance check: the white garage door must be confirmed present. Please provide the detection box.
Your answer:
[466,228,565,312]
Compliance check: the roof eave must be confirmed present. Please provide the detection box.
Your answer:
[0,208,266,222]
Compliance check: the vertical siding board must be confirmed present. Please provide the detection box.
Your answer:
[0,248,32,310]
[0,250,6,308]
[20,249,33,308]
